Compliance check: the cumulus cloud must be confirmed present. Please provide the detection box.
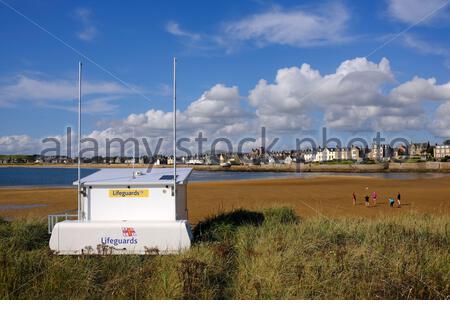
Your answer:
[123,84,249,135]
[81,59,450,144]
[387,0,450,25]
[391,76,450,103]
[0,135,41,154]
[3,57,450,155]
[0,132,81,156]
[249,56,450,134]
[81,84,251,155]
[249,57,402,132]
[430,101,450,137]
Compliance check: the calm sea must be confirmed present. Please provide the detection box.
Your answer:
[0,167,448,187]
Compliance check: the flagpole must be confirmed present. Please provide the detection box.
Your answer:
[173,57,177,217]
[77,61,82,221]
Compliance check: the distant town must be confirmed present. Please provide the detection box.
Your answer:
[1,141,450,166]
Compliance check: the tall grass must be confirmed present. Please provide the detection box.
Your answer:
[0,208,448,299]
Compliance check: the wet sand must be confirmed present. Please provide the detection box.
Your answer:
[1,175,449,223]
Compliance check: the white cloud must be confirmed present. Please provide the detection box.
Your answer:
[222,2,351,48]
[74,7,99,41]
[391,76,450,103]
[186,84,245,119]
[0,75,131,113]
[0,84,251,155]
[166,21,201,41]
[249,56,450,134]
[430,101,450,137]
[400,34,450,68]
[0,135,41,154]
[249,57,401,132]
[75,84,252,155]
[402,34,448,56]
[1,75,128,101]
[387,0,450,25]
[123,84,248,134]
[3,57,450,155]
[166,3,353,52]
[0,133,78,155]
[165,21,219,52]
[61,96,123,114]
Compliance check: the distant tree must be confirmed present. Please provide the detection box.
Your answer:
[443,139,450,145]
[427,144,434,155]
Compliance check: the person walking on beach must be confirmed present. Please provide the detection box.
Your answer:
[397,192,401,207]
[371,191,377,206]
[352,192,357,206]
[365,195,370,207]
[389,197,395,208]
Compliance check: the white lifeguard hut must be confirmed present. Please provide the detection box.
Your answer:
[49,58,193,254]
[49,168,193,254]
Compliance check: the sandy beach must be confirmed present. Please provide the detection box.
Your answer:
[188,175,450,222]
[1,175,449,223]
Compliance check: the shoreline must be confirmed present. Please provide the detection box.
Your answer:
[2,161,450,173]
[1,172,449,189]
[0,174,379,189]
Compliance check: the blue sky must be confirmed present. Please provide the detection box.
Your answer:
[0,0,450,154]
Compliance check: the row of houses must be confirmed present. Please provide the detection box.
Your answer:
[300,142,444,163]
[2,142,450,165]
[302,146,363,163]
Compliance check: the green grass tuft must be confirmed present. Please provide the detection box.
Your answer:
[0,208,448,299]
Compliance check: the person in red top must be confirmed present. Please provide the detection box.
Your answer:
[371,191,377,206]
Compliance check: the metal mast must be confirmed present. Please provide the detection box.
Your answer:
[132,127,136,178]
[172,57,177,216]
[77,61,82,221]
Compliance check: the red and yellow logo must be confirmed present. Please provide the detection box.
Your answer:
[122,227,136,237]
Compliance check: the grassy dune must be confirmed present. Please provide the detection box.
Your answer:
[0,207,448,300]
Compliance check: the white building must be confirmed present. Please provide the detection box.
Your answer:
[204,154,219,165]
[284,155,293,165]
[186,158,204,165]
[303,151,315,163]
[268,156,278,164]
[326,148,337,161]
[434,145,450,160]
[369,144,393,161]
[314,147,337,162]
[49,168,193,255]
[350,146,362,161]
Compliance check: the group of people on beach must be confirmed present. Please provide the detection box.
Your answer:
[352,191,401,208]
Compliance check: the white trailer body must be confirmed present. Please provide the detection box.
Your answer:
[49,220,192,255]
[49,168,193,255]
